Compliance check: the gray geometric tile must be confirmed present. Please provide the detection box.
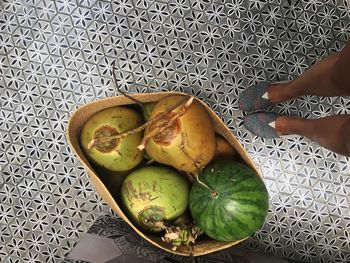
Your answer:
[0,0,350,262]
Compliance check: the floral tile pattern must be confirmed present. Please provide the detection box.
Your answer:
[0,0,349,262]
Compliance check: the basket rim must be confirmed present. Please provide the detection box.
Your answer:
[66,92,261,256]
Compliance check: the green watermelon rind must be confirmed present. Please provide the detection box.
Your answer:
[189,160,269,242]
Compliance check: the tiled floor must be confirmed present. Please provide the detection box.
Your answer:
[64,214,302,263]
[0,0,349,262]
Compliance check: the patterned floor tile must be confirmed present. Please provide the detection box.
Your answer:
[0,0,350,262]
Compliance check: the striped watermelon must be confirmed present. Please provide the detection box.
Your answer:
[189,160,269,241]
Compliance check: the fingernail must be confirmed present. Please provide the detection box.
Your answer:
[261,92,268,100]
[268,121,275,128]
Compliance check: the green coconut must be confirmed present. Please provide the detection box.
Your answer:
[80,106,144,172]
[141,102,157,121]
[121,165,190,232]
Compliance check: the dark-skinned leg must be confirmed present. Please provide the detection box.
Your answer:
[275,115,350,157]
[267,41,350,103]
[270,41,350,156]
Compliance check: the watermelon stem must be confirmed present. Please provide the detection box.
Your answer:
[195,175,219,198]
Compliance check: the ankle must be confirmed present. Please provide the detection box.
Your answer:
[329,48,350,96]
[329,70,350,96]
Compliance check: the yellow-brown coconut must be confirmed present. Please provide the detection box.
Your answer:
[214,135,239,161]
[144,95,216,173]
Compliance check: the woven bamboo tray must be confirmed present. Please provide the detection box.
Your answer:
[67,92,262,256]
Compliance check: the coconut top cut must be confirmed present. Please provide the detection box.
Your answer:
[80,106,144,172]
[144,95,216,174]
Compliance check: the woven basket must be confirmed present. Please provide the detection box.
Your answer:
[67,92,262,256]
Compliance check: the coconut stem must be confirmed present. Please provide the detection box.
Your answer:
[87,95,193,150]
[137,115,177,151]
[137,96,194,150]
[179,134,197,164]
